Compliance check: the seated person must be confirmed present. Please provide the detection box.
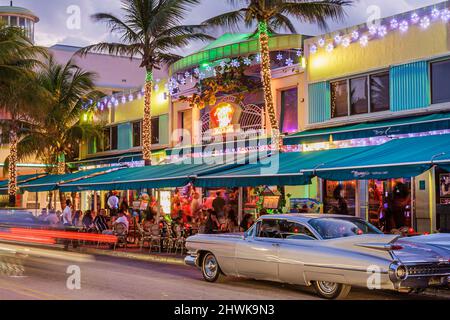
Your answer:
[94,209,109,233]
[82,210,94,229]
[103,210,129,235]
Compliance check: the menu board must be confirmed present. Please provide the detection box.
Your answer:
[263,196,280,209]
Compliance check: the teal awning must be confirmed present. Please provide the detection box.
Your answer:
[0,173,47,193]
[195,148,369,188]
[307,134,450,181]
[59,157,252,192]
[19,167,120,192]
[284,112,450,145]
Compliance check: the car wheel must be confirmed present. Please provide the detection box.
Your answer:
[313,281,351,300]
[201,252,223,282]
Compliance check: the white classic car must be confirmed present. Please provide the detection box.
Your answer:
[185,214,450,299]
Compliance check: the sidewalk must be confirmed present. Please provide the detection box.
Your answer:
[71,243,186,266]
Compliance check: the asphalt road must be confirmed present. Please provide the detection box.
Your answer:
[0,244,445,300]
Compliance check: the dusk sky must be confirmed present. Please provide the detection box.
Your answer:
[4,0,445,53]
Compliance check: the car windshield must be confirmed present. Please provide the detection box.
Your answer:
[308,217,382,240]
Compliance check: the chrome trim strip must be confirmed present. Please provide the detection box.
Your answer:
[304,264,388,274]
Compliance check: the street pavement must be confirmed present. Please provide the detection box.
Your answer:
[0,244,446,300]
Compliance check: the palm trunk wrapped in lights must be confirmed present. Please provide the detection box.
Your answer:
[57,152,66,175]
[142,70,153,166]
[258,21,279,135]
[8,131,18,207]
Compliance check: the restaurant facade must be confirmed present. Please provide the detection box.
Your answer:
[8,1,450,234]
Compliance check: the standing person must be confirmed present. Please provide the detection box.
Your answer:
[62,199,73,226]
[204,209,221,234]
[120,198,130,215]
[107,192,119,217]
[332,185,349,216]
[190,192,203,219]
[224,206,238,233]
[239,214,255,232]
[212,191,226,218]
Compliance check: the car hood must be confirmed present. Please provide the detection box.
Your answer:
[394,234,450,264]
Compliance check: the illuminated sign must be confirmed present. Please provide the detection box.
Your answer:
[210,103,235,134]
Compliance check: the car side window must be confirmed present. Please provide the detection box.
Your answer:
[279,221,317,240]
[257,219,283,239]
[245,221,260,238]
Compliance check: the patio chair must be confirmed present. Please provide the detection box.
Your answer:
[149,224,162,253]
[113,222,128,251]
[137,223,152,251]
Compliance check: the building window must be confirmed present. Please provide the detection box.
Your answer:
[132,118,159,147]
[331,71,389,118]
[431,59,450,104]
[98,125,118,152]
[151,117,160,145]
[350,77,368,115]
[132,121,141,147]
[280,88,298,134]
[10,16,17,26]
[370,72,390,112]
[111,126,118,150]
[331,80,348,118]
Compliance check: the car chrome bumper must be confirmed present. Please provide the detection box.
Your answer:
[184,255,197,267]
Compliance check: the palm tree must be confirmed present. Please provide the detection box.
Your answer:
[78,0,214,165]
[0,24,47,206]
[17,56,104,175]
[204,0,353,132]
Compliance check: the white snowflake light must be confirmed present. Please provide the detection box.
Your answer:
[411,13,420,24]
[441,8,450,22]
[230,59,240,67]
[420,16,430,29]
[310,45,318,54]
[205,65,212,72]
[359,35,369,47]
[184,71,190,78]
[193,68,200,75]
[114,100,119,107]
[390,19,399,29]
[318,38,325,47]
[255,54,261,63]
[276,53,283,61]
[431,8,441,19]
[368,25,377,36]
[326,43,334,52]
[351,30,360,41]
[342,37,351,48]
[296,49,303,57]
[128,94,134,102]
[334,34,342,44]
[399,20,409,32]
[219,60,227,68]
[243,57,252,66]
[154,84,159,91]
[377,25,387,37]
[285,58,294,66]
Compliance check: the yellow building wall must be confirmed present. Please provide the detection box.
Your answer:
[114,80,170,123]
[308,23,450,82]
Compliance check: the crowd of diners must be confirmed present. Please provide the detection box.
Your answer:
[34,189,261,245]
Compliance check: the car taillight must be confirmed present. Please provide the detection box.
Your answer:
[390,245,403,251]
[408,228,415,234]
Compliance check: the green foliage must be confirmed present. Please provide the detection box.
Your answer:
[178,55,261,109]
[77,0,214,72]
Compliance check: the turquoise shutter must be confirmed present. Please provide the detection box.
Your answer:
[117,123,132,150]
[390,61,430,112]
[308,82,331,124]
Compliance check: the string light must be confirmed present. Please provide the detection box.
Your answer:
[399,20,409,32]
[142,71,153,164]
[342,37,351,48]
[309,6,450,55]
[359,35,369,47]
[420,16,431,29]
